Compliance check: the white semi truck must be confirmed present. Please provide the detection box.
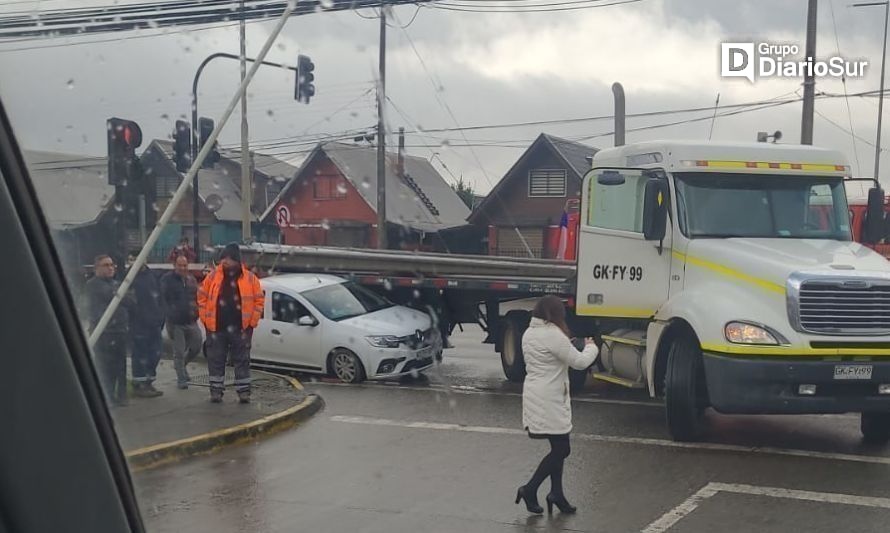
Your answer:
[243,140,890,443]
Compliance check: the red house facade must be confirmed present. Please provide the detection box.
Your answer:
[263,142,474,251]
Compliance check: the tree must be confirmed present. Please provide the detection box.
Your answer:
[451,177,476,210]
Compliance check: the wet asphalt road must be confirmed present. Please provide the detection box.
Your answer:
[134,326,890,532]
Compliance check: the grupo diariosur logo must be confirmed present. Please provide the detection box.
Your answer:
[721,42,868,82]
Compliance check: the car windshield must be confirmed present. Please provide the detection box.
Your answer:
[675,173,852,240]
[302,281,393,321]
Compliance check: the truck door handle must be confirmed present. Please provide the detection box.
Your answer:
[271,329,281,335]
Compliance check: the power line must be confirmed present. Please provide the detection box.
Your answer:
[426,0,641,13]
[829,0,862,175]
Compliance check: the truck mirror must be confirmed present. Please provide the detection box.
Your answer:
[643,178,668,241]
[863,186,886,245]
[597,171,626,186]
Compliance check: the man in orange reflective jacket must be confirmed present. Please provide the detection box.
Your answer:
[197,243,264,404]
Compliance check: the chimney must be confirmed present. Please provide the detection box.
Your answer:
[397,127,405,178]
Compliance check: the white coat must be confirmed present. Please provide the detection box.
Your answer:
[521,318,599,435]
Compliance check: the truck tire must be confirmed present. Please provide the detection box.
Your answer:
[860,413,890,444]
[500,313,528,382]
[664,335,708,441]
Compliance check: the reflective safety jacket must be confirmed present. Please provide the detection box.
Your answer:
[197,265,264,333]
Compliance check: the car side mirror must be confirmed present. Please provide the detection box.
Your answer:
[642,178,669,241]
[863,186,885,245]
[298,315,318,327]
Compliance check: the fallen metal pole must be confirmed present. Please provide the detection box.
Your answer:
[88,0,297,348]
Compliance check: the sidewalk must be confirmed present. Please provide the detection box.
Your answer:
[111,358,322,469]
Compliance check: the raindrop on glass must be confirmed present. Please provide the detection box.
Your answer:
[266,109,275,117]
[113,203,124,212]
[320,0,334,8]
[383,279,393,291]
[336,183,347,195]
[66,79,75,90]
[361,176,371,189]
[440,139,450,148]
[321,219,330,230]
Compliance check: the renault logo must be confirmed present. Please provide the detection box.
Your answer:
[416,329,425,343]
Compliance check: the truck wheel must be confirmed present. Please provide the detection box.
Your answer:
[500,313,528,383]
[569,367,588,394]
[860,413,890,444]
[664,335,708,441]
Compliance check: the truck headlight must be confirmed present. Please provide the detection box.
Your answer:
[724,322,786,345]
[366,335,401,348]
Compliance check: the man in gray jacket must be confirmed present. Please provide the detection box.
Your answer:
[161,254,203,389]
[85,254,134,406]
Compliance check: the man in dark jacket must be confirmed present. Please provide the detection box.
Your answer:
[161,254,203,389]
[128,252,165,398]
[85,254,133,406]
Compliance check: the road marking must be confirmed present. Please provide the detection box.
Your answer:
[308,380,662,408]
[642,482,890,533]
[329,415,890,466]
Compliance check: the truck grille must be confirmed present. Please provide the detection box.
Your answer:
[798,280,890,334]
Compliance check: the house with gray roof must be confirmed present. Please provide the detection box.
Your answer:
[141,139,298,261]
[261,141,475,251]
[468,133,598,258]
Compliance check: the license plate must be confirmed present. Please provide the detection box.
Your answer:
[833,365,873,380]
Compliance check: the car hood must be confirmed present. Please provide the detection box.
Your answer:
[340,305,432,336]
[684,238,890,285]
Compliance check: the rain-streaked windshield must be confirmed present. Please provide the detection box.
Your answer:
[6,1,890,532]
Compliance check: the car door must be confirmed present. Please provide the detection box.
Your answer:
[256,290,324,373]
[575,167,674,318]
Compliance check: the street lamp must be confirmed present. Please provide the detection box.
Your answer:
[190,52,300,254]
[853,1,890,181]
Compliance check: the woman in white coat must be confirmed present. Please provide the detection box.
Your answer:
[515,295,599,515]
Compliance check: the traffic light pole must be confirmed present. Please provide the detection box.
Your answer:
[191,52,298,256]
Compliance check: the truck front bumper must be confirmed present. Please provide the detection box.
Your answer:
[702,352,890,415]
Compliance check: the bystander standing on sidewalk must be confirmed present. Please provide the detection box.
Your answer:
[128,251,165,398]
[161,254,203,389]
[197,243,264,404]
[84,254,134,406]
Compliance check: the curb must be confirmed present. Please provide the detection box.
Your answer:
[125,373,323,471]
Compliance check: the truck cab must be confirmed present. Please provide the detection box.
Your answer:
[578,141,890,442]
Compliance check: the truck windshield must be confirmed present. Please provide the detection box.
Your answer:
[674,173,852,240]
[302,281,394,321]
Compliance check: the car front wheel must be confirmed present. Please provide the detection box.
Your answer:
[330,349,366,384]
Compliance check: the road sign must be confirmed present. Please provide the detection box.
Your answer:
[275,205,291,229]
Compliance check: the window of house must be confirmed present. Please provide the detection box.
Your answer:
[271,291,313,323]
[528,169,567,197]
[313,175,347,200]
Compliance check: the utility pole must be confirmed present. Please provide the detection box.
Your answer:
[376,5,387,249]
[240,0,251,240]
[801,0,817,145]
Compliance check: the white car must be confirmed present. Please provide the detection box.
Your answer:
[252,274,441,383]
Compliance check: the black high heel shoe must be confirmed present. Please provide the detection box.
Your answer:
[546,493,577,514]
[515,486,543,514]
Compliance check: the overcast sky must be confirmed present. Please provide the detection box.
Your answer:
[0,0,888,194]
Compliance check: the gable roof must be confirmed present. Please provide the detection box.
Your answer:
[148,140,245,222]
[544,134,598,178]
[263,141,470,232]
[468,133,597,223]
[23,150,115,230]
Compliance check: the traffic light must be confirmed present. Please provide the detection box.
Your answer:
[107,117,142,186]
[295,54,315,104]
[197,117,220,169]
[173,120,191,172]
